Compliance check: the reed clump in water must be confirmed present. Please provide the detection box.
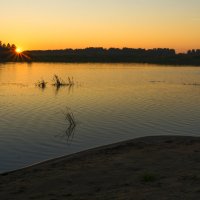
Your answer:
[35,75,75,89]
[67,77,75,86]
[52,75,66,87]
[52,75,75,88]
[35,79,48,89]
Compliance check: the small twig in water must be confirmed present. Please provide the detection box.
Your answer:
[61,108,77,142]
[62,108,76,126]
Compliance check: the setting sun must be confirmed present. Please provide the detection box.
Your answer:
[16,48,22,53]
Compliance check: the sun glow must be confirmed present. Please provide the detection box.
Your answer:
[16,48,22,54]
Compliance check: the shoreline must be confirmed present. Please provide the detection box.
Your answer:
[1,60,200,67]
[1,135,200,199]
[0,135,198,175]
[0,135,184,175]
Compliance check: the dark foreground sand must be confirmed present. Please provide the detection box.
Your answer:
[1,136,200,200]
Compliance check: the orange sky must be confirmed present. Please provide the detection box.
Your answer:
[1,0,200,52]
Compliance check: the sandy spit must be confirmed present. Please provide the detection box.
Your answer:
[1,136,200,200]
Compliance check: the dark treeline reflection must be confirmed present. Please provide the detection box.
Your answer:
[1,42,200,65]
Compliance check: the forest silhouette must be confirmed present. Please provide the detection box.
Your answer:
[1,40,200,65]
[0,41,16,56]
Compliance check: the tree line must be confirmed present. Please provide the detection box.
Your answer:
[1,40,200,65]
[26,47,200,57]
[0,40,20,61]
[0,41,16,51]
[24,47,200,65]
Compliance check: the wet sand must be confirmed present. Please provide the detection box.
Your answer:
[1,136,200,200]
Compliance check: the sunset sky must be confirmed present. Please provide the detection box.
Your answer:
[1,0,200,52]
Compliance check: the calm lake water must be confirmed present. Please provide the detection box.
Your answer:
[0,63,200,173]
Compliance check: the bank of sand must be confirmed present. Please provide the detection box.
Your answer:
[0,136,200,200]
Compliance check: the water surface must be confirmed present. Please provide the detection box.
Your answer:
[0,63,200,173]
